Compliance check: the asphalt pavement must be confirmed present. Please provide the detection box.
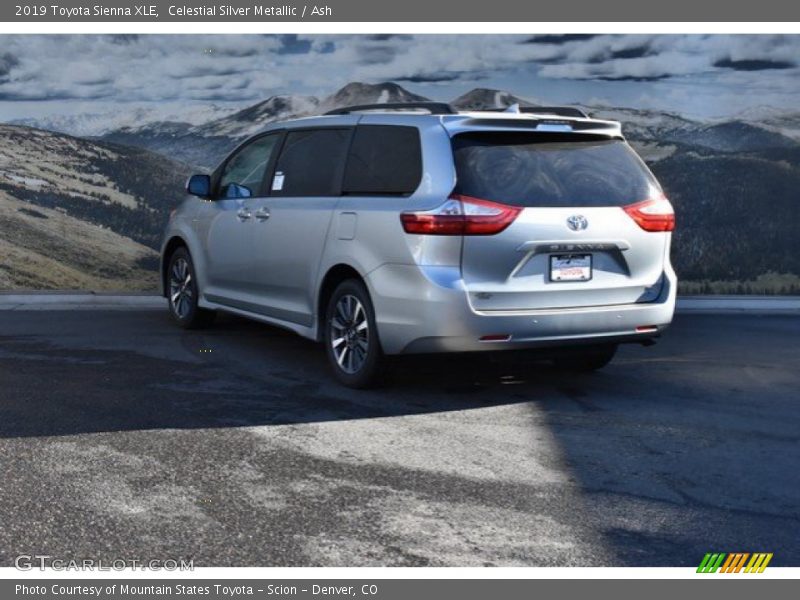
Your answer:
[0,307,798,566]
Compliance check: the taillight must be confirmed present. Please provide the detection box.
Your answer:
[400,194,521,235]
[623,196,675,232]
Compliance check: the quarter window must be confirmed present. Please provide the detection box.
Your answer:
[343,125,422,196]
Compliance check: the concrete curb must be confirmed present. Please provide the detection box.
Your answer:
[1,292,799,313]
[677,295,800,314]
[0,292,165,311]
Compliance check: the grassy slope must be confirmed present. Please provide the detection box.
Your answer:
[0,192,158,291]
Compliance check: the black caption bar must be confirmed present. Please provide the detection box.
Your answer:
[3,580,792,600]
[3,0,800,21]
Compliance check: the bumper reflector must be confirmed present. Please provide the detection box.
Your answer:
[479,334,512,342]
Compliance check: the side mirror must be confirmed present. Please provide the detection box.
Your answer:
[186,174,211,197]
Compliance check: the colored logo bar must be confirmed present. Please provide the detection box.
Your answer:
[697,553,773,573]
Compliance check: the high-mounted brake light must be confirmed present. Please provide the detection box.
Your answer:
[623,196,675,232]
[400,194,521,235]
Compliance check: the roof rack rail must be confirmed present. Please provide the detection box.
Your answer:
[518,106,589,119]
[325,102,457,116]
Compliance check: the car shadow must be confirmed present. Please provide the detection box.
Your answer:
[0,311,585,439]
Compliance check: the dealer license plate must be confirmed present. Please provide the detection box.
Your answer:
[550,254,592,282]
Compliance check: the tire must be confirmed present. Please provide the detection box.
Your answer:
[553,343,618,372]
[323,279,386,389]
[166,247,216,329]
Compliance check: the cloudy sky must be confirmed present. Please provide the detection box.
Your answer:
[0,34,798,120]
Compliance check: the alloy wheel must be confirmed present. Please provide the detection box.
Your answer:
[169,257,194,319]
[329,294,369,374]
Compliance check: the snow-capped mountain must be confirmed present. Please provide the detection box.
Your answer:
[99,82,440,168]
[99,83,551,168]
[582,105,698,140]
[660,121,797,153]
[190,82,429,140]
[10,103,241,138]
[318,81,429,114]
[451,88,537,110]
[727,106,800,142]
[191,94,320,139]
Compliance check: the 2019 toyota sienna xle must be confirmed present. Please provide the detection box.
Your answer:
[160,102,676,388]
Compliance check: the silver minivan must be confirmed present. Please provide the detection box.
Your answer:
[160,102,676,387]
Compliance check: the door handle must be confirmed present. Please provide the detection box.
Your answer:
[255,208,271,221]
[237,208,252,221]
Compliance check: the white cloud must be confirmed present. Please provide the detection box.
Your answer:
[0,34,796,115]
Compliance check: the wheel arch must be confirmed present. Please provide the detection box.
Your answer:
[161,236,189,298]
[316,263,365,341]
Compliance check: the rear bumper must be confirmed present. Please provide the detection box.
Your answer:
[367,264,676,355]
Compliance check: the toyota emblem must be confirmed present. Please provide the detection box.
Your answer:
[566,215,588,231]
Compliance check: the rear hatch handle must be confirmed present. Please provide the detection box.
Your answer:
[515,239,631,254]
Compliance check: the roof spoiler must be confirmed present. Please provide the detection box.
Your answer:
[325,102,457,116]
[323,101,591,120]
[501,104,590,119]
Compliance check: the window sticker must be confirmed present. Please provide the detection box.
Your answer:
[272,171,285,191]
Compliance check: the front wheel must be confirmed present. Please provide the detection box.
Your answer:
[324,279,386,389]
[167,247,216,329]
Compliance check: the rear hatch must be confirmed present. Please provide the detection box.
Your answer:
[452,131,672,311]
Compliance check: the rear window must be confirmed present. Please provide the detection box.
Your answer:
[452,132,660,207]
[343,125,422,196]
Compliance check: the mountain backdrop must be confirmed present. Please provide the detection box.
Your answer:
[2,82,799,293]
[0,124,189,290]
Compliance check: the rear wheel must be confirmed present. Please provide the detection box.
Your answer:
[324,279,385,388]
[167,247,216,329]
[553,344,617,372]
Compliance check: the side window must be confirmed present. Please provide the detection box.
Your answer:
[271,129,350,197]
[217,134,279,199]
[342,125,422,196]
